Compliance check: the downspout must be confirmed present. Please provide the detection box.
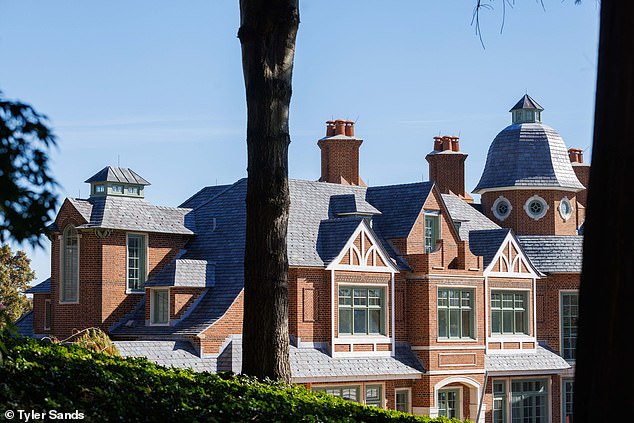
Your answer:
[476,370,488,423]
[331,268,335,356]
[391,271,395,357]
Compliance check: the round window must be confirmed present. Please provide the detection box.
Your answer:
[558,197,573,221]
[491,196,512,221]
[523,195,549,220]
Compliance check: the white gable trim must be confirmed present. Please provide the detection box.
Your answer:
[484,232,540,278]
[326,221,399,273]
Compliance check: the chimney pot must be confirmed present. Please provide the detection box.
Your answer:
[326,120,336,137]
[433,136,443,151]
[568,148,584,163]
[334,119,346,135]
[442,136,452,151]
[345,120,355,137]
[451,136,460,152]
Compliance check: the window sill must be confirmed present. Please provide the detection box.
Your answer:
[126,290,145,295]
[436,338,478,343]
[59,301,79,305]
[335,335,390,344]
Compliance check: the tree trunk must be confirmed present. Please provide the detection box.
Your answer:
[574,1,634,420]
[238,0,299,382]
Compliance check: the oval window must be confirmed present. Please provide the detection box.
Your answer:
[523,195,549,220]
[492,196,512,221]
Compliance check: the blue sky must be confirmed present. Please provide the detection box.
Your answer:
[0,1,599,284]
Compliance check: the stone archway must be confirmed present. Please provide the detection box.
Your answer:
[431,376,482,422]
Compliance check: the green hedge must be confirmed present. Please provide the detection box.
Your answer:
[0,336,469,422]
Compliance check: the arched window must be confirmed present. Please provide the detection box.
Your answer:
[61,225,79,302]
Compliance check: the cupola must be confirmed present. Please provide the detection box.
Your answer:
[510,94,544,124]
[85,166,150,198]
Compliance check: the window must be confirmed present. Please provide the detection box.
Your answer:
[424,213,440,253]
[558,197,573,221]
[128,185,140,195]
[338,287,385,335]
[491,291,528,335]
[94,184,105,194]
[438,389,459,419]
[127,234,146,292]
[151,289,169,324]
[395,389,411,413]
[562,379,574,423]
[492,196,512,221]
[511,379,548,423]
[313,385,383,407]
[437,288,474,339]
[365,385,382,407]
[61,225,79,302]
[493,381,506,423]
[561,292,578,360]
[111,184,124,193]
[44,299,52,330]
[523,195,549,220]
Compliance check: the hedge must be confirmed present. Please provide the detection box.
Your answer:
[0,336,470,423]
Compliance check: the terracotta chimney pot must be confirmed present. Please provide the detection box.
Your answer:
[326,120,335,137]
[442,136,452,151]
[334,119,346,135]
[345,121,355,137]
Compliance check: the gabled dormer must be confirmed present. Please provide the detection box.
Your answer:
[85,166,150,198]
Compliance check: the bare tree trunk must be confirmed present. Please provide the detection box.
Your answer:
[238,0,299,382]
[574,2,634,420]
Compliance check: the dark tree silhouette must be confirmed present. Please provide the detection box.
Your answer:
[0,91,57,246]
[574,2,634,421]
[238,0,299,381]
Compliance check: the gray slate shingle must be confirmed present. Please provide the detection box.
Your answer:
[15,310,34,337]
[517,235,584,273]
[441,194,500,241]
[114,340,217,372]
[485,345,570,373]
[474,123,584,193]
[25,277,51,294]
[469,229,512,268]
[145,259,215,288]
[85,166,150,185]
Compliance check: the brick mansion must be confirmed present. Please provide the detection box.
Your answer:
[19,95,586,423]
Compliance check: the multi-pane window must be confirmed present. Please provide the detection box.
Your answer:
[437,289,474,339]
[61,225,79,302]
[127,234,146,292]
[561,292,578,360]
[491,291,528,335]
[511,379,548,423]
[365,385,382,407]
[563,379,574,423]
[438,389,459,419]
[395,389,410,413]
[111,184,124,193]
[493,381,507,423]
[424,214,440,253]
[313,385,383,408]
[338,287,384,335]
[151,289,169,324]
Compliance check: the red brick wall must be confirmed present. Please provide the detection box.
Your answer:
[171,287,205,320]
[427,152,469,200]
[199,291,244,355]
[32,293,51,334]
[535,273,580,354]
[318,137,364,186]
[482,190,580,236]
[289,267,331,344]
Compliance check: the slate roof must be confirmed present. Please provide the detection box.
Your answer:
[64,196,194,235]
[469,229,512,268]
[15,311,34,337]
[145,259,215,288]
[214,337,424,382]
[517,235,584,273]
[365,182,434,239]
[114,340,217,372]
[85,166,150,185]
[112,178,416,339]
[328,193,381,216]
[485,345,570,374]
[441,194,500,241]
[473,123,584,193]
[25,278,51,294]
[510,94,544,111]
[179,184,233,209]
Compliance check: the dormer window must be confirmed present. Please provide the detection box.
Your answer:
[111,184,124,194]
[94,184,105,194]
[128,185,140,195]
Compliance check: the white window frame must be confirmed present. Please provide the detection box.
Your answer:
[59,225,80,304]
[492,195,512,221]
[437,287,475,340]
[561,378,574,423]
[313,382,385,408]
[523,195,549,221]
[395,388,412,414]
[437,387,462,419]
[558,196,574,222]
[424,210,441,253]
[150,288,170,326]
[337,284,387,337]
[44,299,52,330]
[559,290,579,362]
[126,232,148,294]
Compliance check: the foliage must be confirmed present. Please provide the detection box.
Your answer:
[69,327,120,357]
[0,336,470,423]
[0,90,58,246]
[0,244,34,325]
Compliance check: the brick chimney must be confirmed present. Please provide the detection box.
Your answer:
[318,119,366,186]
[426,135,473,203]
[569,148,590,206]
